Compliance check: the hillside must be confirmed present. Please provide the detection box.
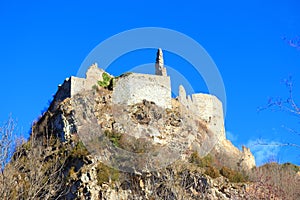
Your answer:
[1,49,299,199]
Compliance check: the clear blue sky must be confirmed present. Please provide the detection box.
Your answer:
[1,0,300,166]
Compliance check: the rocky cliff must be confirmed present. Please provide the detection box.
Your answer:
[25,60,258,198]
[3,50,299,199]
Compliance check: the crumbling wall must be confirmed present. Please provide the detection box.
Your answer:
[178,85,225,141]
[84,63,105,90]
[69,76,86,96]
[52,64,104,109]
[112,73,172,109]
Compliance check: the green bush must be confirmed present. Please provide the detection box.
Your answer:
[96,162,119,185]
[104,130,122,147]
[98,72,114,89]
[220,166,248,183]
[189,152,213,168]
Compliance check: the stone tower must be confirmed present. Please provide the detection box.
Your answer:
[155,48,167,76]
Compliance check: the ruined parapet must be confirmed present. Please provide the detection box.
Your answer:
[179,85,255,170]
[155,48,167,76]
[211,139,256,171]
[85,63,106,90]
[178,85,187,106]
[178,85,193,109]
[112,49,171,109]
[192,93,225,140]
[178,85,226,140]
[112,73,172,109]
[49,77,84,112]
[50,64,105,112]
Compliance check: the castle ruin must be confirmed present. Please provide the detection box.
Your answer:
[49,48,255,171]
[54,49,226,141]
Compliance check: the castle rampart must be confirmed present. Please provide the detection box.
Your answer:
[51,64,104,111]
[112,73,172,109]
[178,85,225,140]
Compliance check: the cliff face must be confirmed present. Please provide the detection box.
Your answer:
[1,49,264,199]
[35,64,255,172]
[21,61,258,198]
[30,88,252,199]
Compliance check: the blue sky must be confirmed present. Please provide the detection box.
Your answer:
[1,0,300,166]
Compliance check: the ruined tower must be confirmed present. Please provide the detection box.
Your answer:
[155,48,167,76]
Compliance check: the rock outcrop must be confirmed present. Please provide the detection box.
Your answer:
[3,48,300,200]
[25,49,259,199]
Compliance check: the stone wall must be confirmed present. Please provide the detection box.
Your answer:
[84,63,105,90]
[49,64,103,114]
[112,73,172,109]
[69,77,86,96]
[178,85,225,141]
[53,64,104,107]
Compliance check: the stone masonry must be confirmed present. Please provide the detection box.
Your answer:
[112,73,172,109]
[178,85,226,141]
[51,63,106,111]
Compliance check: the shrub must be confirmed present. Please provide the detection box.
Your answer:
[189,152,213,168]
[104,130,122,147]
[92,85,98,91]
[118,135,154,153]
[204,165,220,178]
[68,166,77,180]
[96,162,119,185]
[98,72,114,90]
[282,162,299,173]
[71,141,89,158]
[220,166,248,183]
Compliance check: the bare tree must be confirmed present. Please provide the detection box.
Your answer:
[0,116,22,170]
[0,117,68,199]
[258,76,300,150]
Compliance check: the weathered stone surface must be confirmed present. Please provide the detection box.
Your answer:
[178,85,225,140]
[155,48,167,76]
[211,139,256,171]
[85,63,106,90]
[112,73,172,109]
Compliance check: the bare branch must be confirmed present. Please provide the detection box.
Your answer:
[0,116,68,199]
[255,140,300,149]
[281,125,300,137]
